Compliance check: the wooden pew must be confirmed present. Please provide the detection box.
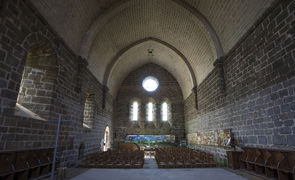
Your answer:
[265,150,285,178]
[246,148,259,171]
[154,147,216,168]
[278,151,295,180]
[37,148,53,175]
[0,152,15,180]
[13,151,30,180]
[80,150,144,168]
[27,150,41,178]
[239,147,249,169]
[254,149,271,174]
[0,148,54,180]
[236,147,294,180]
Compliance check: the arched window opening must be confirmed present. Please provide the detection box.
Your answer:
[103,126,110,151]
[16,42,57,120]
[83,87,95,128]
[162,102,168,121]
[146,99,156,121]
[132,101,138,121]
[147,102,153,121]
[161,98,171,122]
[130,98,140,121]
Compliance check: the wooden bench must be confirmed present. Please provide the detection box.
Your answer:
[232,147,295,180]
[277,151,295,180]
[0,148,54,180]
[254,149,271,174]
[265,150,285,178]
[0,152,15,180]
[245,148,259,171]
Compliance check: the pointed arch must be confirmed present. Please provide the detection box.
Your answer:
[103,37,197,88]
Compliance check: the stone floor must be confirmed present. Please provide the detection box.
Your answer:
[45,156,268,180]
[68,157,255,180]
[70,168,248,180]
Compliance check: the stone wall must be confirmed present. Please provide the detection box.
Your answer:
[114,63,184,146]
[185,0,295,154]
[0,0,112,167]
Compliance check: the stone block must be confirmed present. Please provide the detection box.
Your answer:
[248,136,257,144]
[5,54,19,67]
[286,135,295,146]
[273,135,287,145]
[279,127,292,134]
[279,89,289,98]
[283,120,294,126]
[258,136,267,144]
[1,89,18,99]
[0,79,7,88]
[281,104,290,112]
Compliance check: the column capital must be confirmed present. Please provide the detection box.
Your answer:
[192,85,198,92]
[77,56,88,67]
[213,56,224,67]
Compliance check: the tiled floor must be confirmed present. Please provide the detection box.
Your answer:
[70,157,248,180]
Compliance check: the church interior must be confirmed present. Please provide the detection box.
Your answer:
[0,0,295,179]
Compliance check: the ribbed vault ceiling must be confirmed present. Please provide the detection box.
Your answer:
[30,0,274,99]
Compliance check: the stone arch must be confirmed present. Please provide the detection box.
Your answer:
[103,37,197,88]
[21,32,58,60]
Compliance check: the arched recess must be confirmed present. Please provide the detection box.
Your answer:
[103,126,110,151]
[80,0,223,59]
[83,86,95,129]
[16,33,58,120]
[106,39,195,99]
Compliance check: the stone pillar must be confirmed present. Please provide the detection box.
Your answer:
[75,56,88,93]
[213,57,226,95]
[192,86,198,109]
